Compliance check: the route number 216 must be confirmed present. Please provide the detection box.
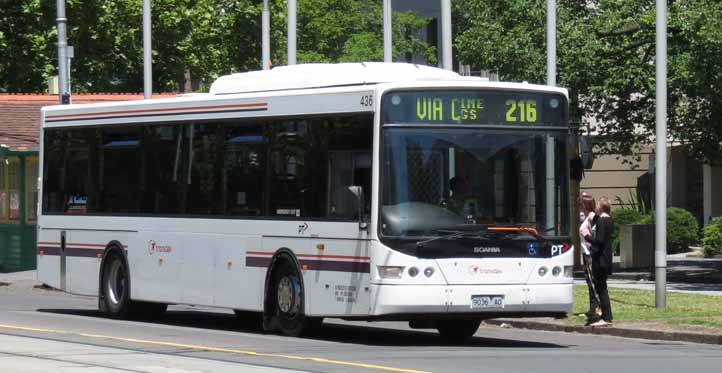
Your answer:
[505,99,537,123]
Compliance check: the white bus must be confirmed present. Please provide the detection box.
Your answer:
[37,63,574,339]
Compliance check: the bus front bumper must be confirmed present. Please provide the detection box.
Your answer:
[368,283,573,317]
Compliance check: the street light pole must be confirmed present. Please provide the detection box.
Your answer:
[545,0,557,236]
[262,0,270,70]
[143,0,152,99]
[288,0,296,65]
[440,0,452,71]
[56,0,69,104]
[383,0,392,63]
[546,0,556,86]
[655,0,668,309]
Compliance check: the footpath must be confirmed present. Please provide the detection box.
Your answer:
[487,253,722,345]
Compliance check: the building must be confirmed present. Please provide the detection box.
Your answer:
[581,140,722,226]
[0,93,174,272]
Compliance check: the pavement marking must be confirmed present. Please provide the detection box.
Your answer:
[0,323,431,373]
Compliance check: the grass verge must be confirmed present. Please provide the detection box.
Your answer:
[572,284,722,331]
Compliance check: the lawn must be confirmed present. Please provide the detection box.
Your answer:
[572,285,722,330]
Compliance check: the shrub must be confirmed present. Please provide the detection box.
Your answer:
[611,208,645,254]
[702,217,722,257]
[640,208,699,254]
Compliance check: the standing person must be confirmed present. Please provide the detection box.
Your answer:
[579,192,600,319]
[584,197,614,326]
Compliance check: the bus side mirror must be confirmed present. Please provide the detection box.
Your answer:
[580,136,594,169]
[348,186,368,231]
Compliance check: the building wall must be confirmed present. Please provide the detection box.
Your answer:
[580,148,653,210]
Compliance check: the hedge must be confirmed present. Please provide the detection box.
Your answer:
[639,207,699,254]
[703,217,722,257]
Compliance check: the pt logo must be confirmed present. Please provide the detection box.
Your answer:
[148,240,156,255]
[298,222,309,235]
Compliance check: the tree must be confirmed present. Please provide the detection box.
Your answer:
[1,0,436,93]
[266,0,435,66]
[0,0,56,92]
[454,0,722,164]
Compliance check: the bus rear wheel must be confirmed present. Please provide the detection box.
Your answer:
[436,319,481,341]
[101,251,132,318]
[101,251,166,319]
[268,259,320,337]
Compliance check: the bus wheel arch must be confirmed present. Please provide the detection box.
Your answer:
[262,249,319,336]
[98,241,167,319]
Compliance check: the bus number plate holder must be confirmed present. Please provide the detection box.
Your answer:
[471,295,504,309]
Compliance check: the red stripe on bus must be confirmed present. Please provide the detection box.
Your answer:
[37,242,127,248]
[246,251,370,261]
[46,102,268,119]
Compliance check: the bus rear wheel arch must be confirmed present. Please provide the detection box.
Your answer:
[99,244,166,319]
[263,252,321,337]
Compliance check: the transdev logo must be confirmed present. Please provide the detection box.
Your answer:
[148,240,172,254]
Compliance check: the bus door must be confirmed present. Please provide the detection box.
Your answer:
[305,151,371,316]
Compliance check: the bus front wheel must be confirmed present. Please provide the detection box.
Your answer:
[436,319,481,340]
[268,259,321,337]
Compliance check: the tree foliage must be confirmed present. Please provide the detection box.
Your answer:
[0,0,435,93]
[455,0,722,164]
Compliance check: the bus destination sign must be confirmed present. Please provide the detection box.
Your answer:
[382,90,567,126]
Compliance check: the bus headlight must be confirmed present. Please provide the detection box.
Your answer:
[552,266,562,277]
[408,267,419,277]
[564,266,574,278]
[538,266,548,277]
[378,266,404,279]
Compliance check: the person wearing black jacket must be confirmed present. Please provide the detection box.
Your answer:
[584,197,614,326]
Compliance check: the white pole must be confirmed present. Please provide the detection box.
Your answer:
[56,0,69,104]
[383,0,392,63]
[546,136,556,234]
[287,0,296,65]
[441,0,452,70]
[262,0,270,70]
[143,0,152,99]
[655,0,668,309]
[545,0,557,234]
[546,0,556,86]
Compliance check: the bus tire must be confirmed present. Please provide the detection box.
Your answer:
[101,250,132,318]
[436,319,481,341]
[268,258,319,337]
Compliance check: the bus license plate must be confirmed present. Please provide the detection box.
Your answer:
[471,295,504,309]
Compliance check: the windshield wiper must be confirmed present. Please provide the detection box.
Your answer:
[415,229,487,249]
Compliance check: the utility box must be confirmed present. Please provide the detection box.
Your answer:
[619,224,654,270]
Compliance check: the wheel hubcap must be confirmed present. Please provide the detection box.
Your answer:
[277,275,300,315]
[106,259,126,306]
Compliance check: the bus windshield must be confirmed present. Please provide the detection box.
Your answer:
[380,127,570,238]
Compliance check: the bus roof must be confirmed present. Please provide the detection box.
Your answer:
[209,62,463,95]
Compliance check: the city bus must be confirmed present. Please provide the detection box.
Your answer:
[37,62,573,339]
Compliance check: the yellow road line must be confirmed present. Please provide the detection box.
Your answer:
[0,323,431,373]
